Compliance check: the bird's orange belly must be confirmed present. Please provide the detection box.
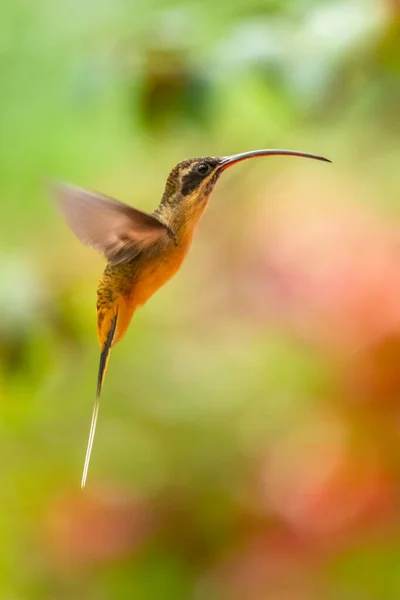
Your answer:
[133,250,185,308]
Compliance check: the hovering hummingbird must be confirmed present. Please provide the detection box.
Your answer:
[55,148,331,487]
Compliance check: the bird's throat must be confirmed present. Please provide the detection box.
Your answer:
[154,193,209,245]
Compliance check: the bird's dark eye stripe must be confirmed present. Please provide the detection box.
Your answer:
[181,171,203,196]
[180,160,218,195]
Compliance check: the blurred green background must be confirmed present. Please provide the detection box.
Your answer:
[2,0,400,598]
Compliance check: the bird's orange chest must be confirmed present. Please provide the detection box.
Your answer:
[133,238,190,307]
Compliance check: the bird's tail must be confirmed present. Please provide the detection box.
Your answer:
[80,289,136,488]
[81,311,118,489]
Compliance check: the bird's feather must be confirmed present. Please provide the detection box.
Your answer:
[53,183,168,265]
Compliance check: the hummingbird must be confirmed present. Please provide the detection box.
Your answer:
[54,148,331,487]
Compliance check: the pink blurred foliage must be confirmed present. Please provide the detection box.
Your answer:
[43,485,155,569]
[225,171,400,410]
[258,410,395,546]
[201,405,397,599]
[243,173,400,351]
[206,527,322,600]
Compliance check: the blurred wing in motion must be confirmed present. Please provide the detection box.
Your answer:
[53,183,168,265]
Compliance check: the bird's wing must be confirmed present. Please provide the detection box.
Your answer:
[53,183,168,265]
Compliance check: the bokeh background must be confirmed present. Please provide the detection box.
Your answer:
[2,0,400,597]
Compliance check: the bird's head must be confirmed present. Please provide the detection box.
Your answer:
[158,149,331,232]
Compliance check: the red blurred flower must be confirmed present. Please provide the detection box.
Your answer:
[245,177,400,353]
[203,527,321,600]
[259,412,395,545]
[44,485,155,569]
[228,173,400,406]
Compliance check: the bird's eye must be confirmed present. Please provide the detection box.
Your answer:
[197,162,211,176]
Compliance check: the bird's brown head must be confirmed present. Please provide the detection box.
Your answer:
[156,149,331,235]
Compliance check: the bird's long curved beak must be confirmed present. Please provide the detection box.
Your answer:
[219,149,331,170]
